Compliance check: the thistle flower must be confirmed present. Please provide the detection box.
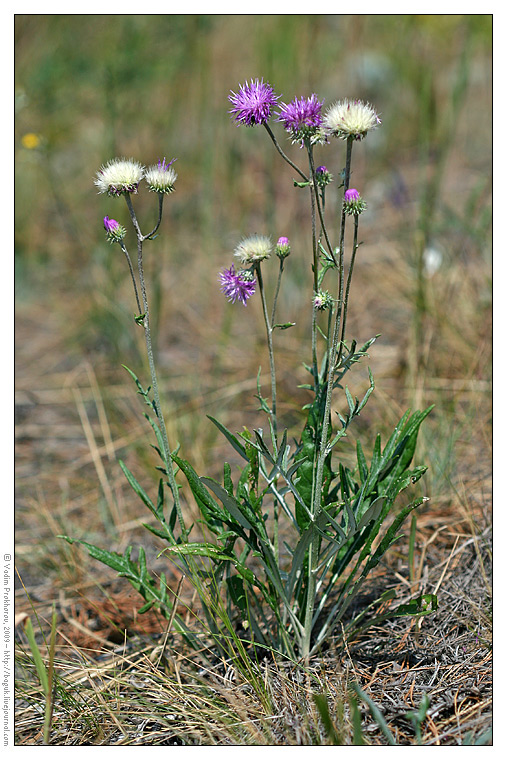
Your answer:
[276,94,324,145]
[229,78,279,126]
[315,165,333,187]
[219,264,257,306]
[313,290,333,311]
[275,236,291,260]
[144,157,177,194]
[103,215,126,243]
[234,235,272,266]
[323,99,381,141]
[94,157,144,196]
[343,188,367,215]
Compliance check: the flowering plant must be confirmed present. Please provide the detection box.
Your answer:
[63,79,436,661]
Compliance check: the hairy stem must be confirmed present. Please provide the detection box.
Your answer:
[307,144,319,391]
[144,193,164,240]
[302,139,354,658]
[256,262,278,445]
[263,123,309,182]
[119,241,143,316]
[338,212,360,362]
[124,194,188,539]
[270,257,285,328]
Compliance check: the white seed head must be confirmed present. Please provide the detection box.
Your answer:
[94,157,145,195]
[234,235,272,266]
[323,99,380,141]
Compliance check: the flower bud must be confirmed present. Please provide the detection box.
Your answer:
[315,165,333,187]
[313,290,333,311]
[343,188,367,216]
[275,236,291,259]
[103,215,126,243]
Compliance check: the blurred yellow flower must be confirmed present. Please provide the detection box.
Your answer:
[21,133,41,149]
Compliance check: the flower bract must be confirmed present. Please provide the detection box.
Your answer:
[94,158,144,196]
[229,78,279,126]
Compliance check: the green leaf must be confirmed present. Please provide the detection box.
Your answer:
[394,593,438,617]
[223,462,234,495]
[172,454,225,529]
[23,617,49,694]
[356,440,368,484]
[363,497,427,576]
[119,460,155,514]
[313,694,342,745]
[273,322,296,330]
[201,477,256,532]
[357,497,385,530]
[349,683,396,746]
[60,536,135,574]
[164,542,235,563]
[138,600,155,614]
[207,415,248,461]
[226,575,248,613]
[345,386,357,415]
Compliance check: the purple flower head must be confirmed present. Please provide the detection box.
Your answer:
[219,264,257,306]
[276,94,324,144]
[229,78,279,127]
[103,215,126,243]
[315,165,333,187]
[275,236,291,260]
[343,188,367,216]
[103,215,119,233]
[344,188,360,202]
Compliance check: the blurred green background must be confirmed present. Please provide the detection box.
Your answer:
[15,15,492,581]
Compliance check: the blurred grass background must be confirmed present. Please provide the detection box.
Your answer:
[15,15,491,589]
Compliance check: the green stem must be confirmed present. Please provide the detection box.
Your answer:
[256,262,278,445]
[301,139,354,659]
[338,213,360,360]
[263,123,308,182]
[119,241,143,316]
[270,257,284,328]
[308,147,336,264]
[312,138,354,516]
[124,194,188,539]
[145,193,164,240]
[306,142,320,392]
